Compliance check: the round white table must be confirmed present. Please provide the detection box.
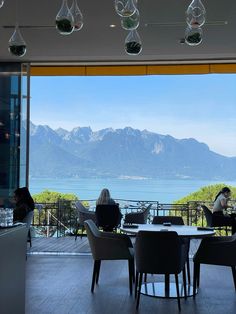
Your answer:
[120,224,215,238]
[120,224,215,298]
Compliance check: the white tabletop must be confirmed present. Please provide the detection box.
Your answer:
[120,224,215,238]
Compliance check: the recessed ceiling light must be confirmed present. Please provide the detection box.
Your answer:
[109,24,116,28]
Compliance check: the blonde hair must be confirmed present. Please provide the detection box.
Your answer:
[96,188,112,205]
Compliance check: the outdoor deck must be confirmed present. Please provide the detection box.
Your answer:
[28,236,91,255]
[27,236,200,256]
[25,237,236,314]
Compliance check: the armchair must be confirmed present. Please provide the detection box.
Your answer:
[152,215,191,284]
[193,233,236,295]
[84,219,135,295]
[74,201,96,240]
[135,230,187,311]
[95,204,122,232]
[201,205,232,235]
[124,204,152,224]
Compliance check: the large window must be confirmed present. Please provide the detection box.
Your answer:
[29,74,236,202]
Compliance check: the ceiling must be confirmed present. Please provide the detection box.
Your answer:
[0,0,236,65]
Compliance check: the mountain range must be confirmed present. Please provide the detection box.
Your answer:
[29,122,236,180]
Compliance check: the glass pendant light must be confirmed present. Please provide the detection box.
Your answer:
[186,0,206,28]
[8,0,26,57]
[115,0,137,18]
[56,0,74,35]
[70,0,83,31]
[125,29,142,55]
[185,26,203,46]
[8,25,27,57]
[0,0,4,9]
[121,8,139,30]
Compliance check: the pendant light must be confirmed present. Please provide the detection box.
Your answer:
[125,29,142,55]
[56,0,74,35]
[121,8,139,30]
[9,25,27,57]
[115,0,137,18]
[8,0,27,57]
[186,0,206,28]
[70,0,83,31]
[185,26,203,46]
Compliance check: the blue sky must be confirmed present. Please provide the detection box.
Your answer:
[30,74,236,157]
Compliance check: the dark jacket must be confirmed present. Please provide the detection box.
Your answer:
[13,200,34,222]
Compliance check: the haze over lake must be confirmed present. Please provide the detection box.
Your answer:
[29,178,236,203]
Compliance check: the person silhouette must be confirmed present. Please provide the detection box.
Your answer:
[96,188,116,206]
[13,187,35,222]
[213,186,236,234]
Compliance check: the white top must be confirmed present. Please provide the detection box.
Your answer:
[213,194,226,213]
[120,224,215,238]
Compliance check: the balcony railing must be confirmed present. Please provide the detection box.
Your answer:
[31,199,236,238]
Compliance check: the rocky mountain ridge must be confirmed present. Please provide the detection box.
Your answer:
[29,122,236,180]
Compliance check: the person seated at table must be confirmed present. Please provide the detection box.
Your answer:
[96,188,116,205]
[13,187,35,222]
[213,186,236,234]
[96,188,122,231]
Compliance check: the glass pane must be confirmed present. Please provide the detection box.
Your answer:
[19,64,30,187]
[0,63,28,203]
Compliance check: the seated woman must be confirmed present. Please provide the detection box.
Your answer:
[96,188,122,231]
[213,186,236,234]
[96,188,116,206]
[13,187,35,222]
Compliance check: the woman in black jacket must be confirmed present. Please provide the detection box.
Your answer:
[13,187,35,222]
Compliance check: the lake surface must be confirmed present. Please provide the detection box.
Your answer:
[29,178,236,203]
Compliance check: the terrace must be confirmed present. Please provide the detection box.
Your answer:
[31,199,234,238]
[27,200,200,256]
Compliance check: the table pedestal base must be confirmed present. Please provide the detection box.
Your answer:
[141,282,194,298]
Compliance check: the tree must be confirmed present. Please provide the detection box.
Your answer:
[174,183,236,204]
[33,189,78,203]
[32,190,78,236]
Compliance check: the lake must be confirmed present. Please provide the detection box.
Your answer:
[29,177,236,203]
